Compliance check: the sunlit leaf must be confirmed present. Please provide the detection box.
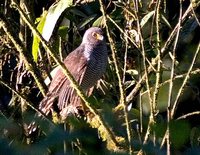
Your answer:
[92,16,104,27]
[140,11,155,28]
[32,11,47,62]
[126,69,138,76]
[161,14,172,29]
[42,0,73,41]
[124,80,136,90]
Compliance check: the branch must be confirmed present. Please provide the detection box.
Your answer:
[98,0,134,154]
[126,1,200,104]
[10,0,120,148]
[0,77,52,124]
[171,41,200,118]
[177,111,200,120]
[0,13,47,96]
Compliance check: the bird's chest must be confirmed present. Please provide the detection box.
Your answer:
[81,53,107,89]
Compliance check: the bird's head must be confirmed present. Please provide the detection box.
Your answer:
[82,27,105,45]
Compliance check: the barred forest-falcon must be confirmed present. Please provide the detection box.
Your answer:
[30,27,108,132]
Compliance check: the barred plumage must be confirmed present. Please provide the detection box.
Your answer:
[29,27,107,131]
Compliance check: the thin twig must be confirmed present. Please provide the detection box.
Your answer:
[132,0,154,144]
[98,0,133,153]
[106,15,138,49]
[141,68,200,96]
[177,111,200,120]
[123,29,128,84]
[0,78,52,124]
[168,0,183,114]
[0,14,47,96]
[171,42,200,118]
[107,15,156,71]
[152,0,161,114]
[161,1,200,53]
[166,1,183,154]
[191,3,200,26]
[126,1,200,104]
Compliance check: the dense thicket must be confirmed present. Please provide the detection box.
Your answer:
[0,0,200,154]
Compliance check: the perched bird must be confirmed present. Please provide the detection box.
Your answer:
[30,27,107,131]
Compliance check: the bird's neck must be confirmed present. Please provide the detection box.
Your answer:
[83,43,104,61]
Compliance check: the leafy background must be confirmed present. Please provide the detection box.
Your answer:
[0,0,200,154]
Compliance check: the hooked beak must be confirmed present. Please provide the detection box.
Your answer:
[92,32,104,41]
[96,33,104,40]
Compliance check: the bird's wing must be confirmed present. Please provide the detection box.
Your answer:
[39,45,88,115]
[57,45,89,110]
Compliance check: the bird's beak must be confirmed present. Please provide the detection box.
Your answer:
[92,32,104,41]
[96,34,104,41]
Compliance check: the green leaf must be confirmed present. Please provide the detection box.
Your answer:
[58,25,69,40]
[77,14,97,29]
[190,127,200,147]
[42,0,73,41]
[170,120,190,148]
[32,11,47,62]
[126,69,139,76]
[140,11,155,28]
[161,14,172,29]
[92,16,104,27]
[70,8,87,17]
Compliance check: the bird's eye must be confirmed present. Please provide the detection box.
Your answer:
[92,32,104,41]
[92,32,98,38]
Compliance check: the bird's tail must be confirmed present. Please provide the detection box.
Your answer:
[27,121,38,135]
[27,93,57,138]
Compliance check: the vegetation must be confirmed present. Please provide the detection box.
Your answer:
[0,0,200,154]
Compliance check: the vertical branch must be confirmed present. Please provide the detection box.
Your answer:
[149,0,162,146]
[98,0,133,154]
[123,29,128,83]
[166,1,183,154]
[19,0,28,114]
[152,0,161,114]
[161,2,197,53]
[171,42,200,118]
[134,1,153,114]
[132,0,154,144]
[18,0,33,139]
[126,1,200,104]
[0,14,47,96]
[18,0,35,115]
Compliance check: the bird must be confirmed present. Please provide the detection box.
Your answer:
[28,27,108,134]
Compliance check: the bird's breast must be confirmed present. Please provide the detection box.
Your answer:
[81,47,107,90]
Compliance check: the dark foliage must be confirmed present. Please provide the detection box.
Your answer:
[0,0,200,154]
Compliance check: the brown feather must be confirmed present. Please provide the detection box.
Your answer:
[39,45,88,116]
[28,27,107,135]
